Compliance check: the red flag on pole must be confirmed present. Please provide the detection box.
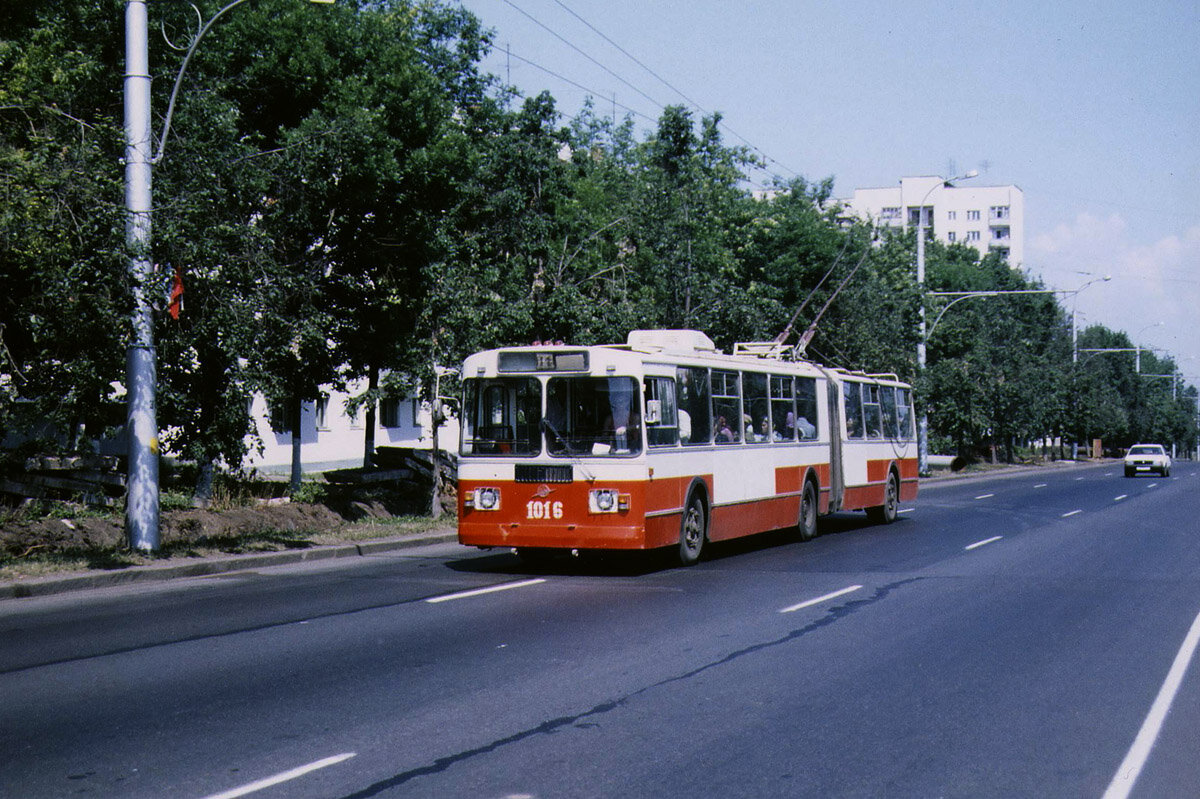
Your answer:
[168,266,184,320]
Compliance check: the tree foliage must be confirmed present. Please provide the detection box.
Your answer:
[1,0,1195,497]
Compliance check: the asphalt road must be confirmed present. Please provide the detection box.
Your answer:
[2,461,1199,798]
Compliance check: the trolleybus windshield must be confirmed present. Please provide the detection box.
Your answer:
[461,376,642,457]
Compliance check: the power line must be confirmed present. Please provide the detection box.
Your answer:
[549,0,801,178]
[494,0,801,180]
[501,0,665,112]
[503,49,658,126]
[499,46,774,192]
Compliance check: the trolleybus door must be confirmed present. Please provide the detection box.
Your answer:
[825,377,845,512]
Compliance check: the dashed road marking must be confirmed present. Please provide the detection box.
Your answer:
[200,753,356,799]
[965,536,1003,551]
[426,578,547,604]
[780,585,862,614]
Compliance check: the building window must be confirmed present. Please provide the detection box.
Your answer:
[992,226,1010,240]
[380,398,402,428]
[269,402,291,434]
[967,230,981,242]
[314,397,329,431]
[990,205,1010,220]
[967,210,981,221]
[947,210,957,220]
[947,231,957,242]
[880,206,901,220]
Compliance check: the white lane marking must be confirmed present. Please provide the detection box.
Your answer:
[780,585,862,614]
[1076,477,1086,481]
[200,753,356,799]
[975,493,995,500]
[426,578,546,604]
[1034,483,1048,489]
[1062,510,1083,518]
[1115,495,1128,502]
[1146,483,1158,488]
[1103,607,1200,799]
[898,508,915,514]
[965,536,1003,551]
[1103,472,1115,477]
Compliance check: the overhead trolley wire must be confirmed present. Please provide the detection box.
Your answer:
[549,0,801,180]
[503,49,659,126]
[501,0,666,113]
[494,0,802,182]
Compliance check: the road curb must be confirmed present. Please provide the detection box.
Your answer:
[0,530,459,601]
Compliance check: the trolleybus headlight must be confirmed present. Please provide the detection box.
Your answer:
[472,487,500,511]
[589,489,622,514]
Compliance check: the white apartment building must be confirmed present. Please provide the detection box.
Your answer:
[840,176,1025,268]
[246,381,459,475]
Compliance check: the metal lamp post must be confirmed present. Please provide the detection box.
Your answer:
[916,170,977,476]
[122,0,331,551]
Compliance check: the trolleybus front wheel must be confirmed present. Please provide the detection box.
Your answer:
[678,492,708,566]
[797,479,818,541]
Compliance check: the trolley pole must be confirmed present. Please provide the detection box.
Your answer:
[916,205,930,477]
[124,0,159,551]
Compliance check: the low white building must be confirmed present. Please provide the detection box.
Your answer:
[246,383,459,475]
[841,176,1025,268]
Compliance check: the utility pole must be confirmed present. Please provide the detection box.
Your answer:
[124,0,159,551]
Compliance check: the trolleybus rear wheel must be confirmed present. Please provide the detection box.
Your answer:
[867,471,899,524]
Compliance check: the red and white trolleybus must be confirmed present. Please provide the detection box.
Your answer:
[457,330,918,565]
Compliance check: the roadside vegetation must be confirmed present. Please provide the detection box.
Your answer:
[0,476,450,581]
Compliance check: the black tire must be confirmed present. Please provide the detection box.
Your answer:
[797,479,818,542]
[866,471,899,525]
[1124,467,1135,478]
[678,491,708,566]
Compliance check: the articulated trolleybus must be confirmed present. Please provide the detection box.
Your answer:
[457,330,918,565]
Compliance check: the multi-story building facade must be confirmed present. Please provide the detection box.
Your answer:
[840,176,1025,268]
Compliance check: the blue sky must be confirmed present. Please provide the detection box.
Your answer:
[457,0,1200,389]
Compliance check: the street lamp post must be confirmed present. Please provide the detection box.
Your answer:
[916,171,977,476]
[926,277,1110,462]
[124,0,157,551]
[122,0,330,552]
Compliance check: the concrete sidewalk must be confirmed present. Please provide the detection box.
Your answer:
[0,527,459,601]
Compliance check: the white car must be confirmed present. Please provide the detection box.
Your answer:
[1124,444,1171,477]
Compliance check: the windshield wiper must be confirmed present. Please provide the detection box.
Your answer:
[541,418,576,455]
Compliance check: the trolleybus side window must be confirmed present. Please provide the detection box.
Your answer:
[712,370,742,444]
[879,385,898,439]
[676,366,711,445]
[843,381,865,439]
[795,377,819,440]
[897,387,915,440]
[745,372,771,443]
[643,377,679,447]
[770,375,795,441]
[863,383,884,439]
[462,377,542,455]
